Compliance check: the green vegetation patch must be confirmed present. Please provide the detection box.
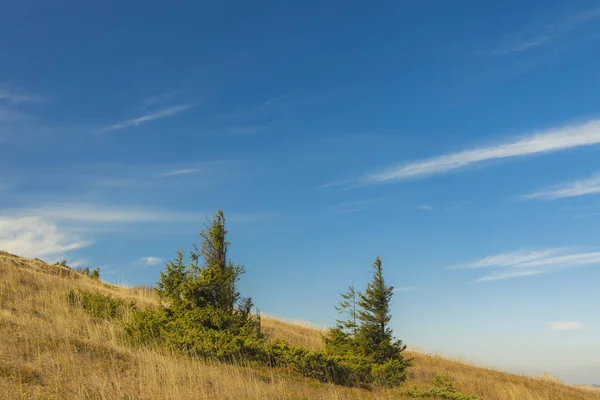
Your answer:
[66,289,133,320]
[401,375,481,400]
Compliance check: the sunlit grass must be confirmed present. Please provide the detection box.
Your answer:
[1,251,598,400]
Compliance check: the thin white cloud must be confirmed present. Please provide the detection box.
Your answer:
[447,248,600,282]
[26,204,207,223]
[8,203,273,226]
[0,216,90,259]
[522,173,600,200]
[446,249,566,269]
[0,88,45,103]
[517,252,600,268]
[475,269,548,282]
[483,35,557,56]
[157,168,200,178]
[481,7,600,56]
[360,119,600,184]
[418,205,434,211]
[547,321,583,331]
[99,104,194,133]
[140,256,163,267]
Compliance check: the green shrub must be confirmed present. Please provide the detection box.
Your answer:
[123,307,168,346]
[371,359,409,387]
[66,289,132,320]
[402,374,481,400]
[90,268,100,280]
[278,345,348,384]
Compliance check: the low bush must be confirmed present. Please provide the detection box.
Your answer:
[402,374,481,400]
[66,289,132,320]
[122,305,354,385]
[371,359,410,387]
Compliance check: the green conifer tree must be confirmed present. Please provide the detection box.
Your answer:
[325,285,358,356]
[356,257,408,365]
[188,210,247,312]
[155,249,187,308]
[335,284,358,336]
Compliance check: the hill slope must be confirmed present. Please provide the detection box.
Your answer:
[1,251,598,400]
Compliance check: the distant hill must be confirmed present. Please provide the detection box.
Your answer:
[1,251,599,400]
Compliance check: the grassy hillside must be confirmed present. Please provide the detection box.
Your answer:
[1,251,598,400]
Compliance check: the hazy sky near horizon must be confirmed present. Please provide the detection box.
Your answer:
[1,0,600,384]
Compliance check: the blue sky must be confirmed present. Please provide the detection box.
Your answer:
[1,0,600,384]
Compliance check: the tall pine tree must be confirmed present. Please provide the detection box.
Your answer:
[357,257,392,342]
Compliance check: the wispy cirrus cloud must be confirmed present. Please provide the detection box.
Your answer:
[521,173,600,200]
[353,119,600,185]
[99,104,194,133]
[483,35,557,56]
[23,203,207,224]
[418,205,434,211]
[446,248,600,282]
[547,321,583,331]
[157,168,200,178]
[7,203,274,226]
[480,7,600,55]
[0,87,45,104]
[476,269,548,282]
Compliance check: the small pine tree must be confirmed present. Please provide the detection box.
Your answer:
[335,284,358,336]
[325,285,359,355]
[90,267,100,280]
[156,249,187,308]
[356,257,408,365]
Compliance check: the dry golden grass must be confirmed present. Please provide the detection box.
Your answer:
[1,251,598,400]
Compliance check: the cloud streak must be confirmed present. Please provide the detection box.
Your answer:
[483,35,557,56]
[522,173,600,200]
[100,104,194,133]
[481,7,600,55]
[447,248,600,282]
[25,204,207,223]
[0,88,45,104]
[359,119,600,184]
[8,203,274,226]
[157,169,200,178]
